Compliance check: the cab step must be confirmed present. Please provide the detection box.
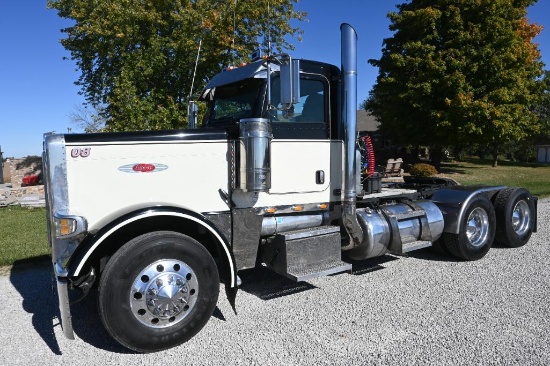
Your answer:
[287,260,353,282]
[399,240,432,254]
[261,225,352,282]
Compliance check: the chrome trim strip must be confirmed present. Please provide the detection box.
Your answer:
[64,139,225,146]
[73,211,237,287]
[43,133,69,261]
[254,202,330,215]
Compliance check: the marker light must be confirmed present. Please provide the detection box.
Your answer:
[55,217,77,237]
[53,213,87,238]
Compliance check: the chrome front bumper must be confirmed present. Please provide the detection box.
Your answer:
[54,262,75,340]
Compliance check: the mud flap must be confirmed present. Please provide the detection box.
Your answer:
[225,285,238,315]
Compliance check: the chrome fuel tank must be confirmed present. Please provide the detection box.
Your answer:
[346,200,444,260]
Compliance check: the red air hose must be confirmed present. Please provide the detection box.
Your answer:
[364,135,376,176]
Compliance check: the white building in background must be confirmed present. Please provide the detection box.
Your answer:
[537,145,550,164]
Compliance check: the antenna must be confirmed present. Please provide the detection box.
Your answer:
[266,0,273,111]
[267,0,272,56]
[187,39,202,129]
[189,39,202,99]
[232,0,237,52]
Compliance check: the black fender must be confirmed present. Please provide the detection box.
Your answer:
[67,207,238,289]
[430,185,506,234]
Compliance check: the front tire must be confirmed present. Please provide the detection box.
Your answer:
[98,231,219,353]
[443,195,496,261]
[494,188,535,248]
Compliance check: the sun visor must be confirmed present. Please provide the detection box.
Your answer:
[205,61,279,89]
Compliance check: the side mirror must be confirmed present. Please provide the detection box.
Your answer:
[187,100,198,129]
[280,55,300,109]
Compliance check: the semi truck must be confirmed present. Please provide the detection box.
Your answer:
[43,24,537,353]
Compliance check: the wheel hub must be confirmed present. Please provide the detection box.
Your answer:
[146,274,189,317]
[466,207,489,248]
[512,200,530,236]
[130,259,198,328]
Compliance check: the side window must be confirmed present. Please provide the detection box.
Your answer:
[270,77,327,123]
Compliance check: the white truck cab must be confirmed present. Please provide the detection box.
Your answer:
[43,24,537,353]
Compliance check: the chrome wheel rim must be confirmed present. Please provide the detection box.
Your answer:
[130,259,198,328]
[512,200,530,237]
[466,207,489,248]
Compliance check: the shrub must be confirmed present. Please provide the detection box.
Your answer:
[410,163,438,177]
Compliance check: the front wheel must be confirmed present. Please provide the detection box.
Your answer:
[443,195,496,261]
[98,231,219,353]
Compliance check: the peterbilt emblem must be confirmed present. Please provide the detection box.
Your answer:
[118,163,168,173]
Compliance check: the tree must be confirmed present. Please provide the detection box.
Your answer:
[532,70,550,141]
[48,0,306,131]
[365,0,545,168]
[69,104,107,133]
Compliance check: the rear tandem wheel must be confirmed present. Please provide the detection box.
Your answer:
[442,194,496,261]
[494,187,535,248]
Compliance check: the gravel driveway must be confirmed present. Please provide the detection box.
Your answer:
[2,199,549,365]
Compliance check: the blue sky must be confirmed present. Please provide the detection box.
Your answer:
[1,0,548,158]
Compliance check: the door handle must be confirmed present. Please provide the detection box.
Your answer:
[316,170,325,184]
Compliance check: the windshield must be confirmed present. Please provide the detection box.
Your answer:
[202,78,263,126]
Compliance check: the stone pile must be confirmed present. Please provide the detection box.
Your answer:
[0,157,45,207]
[0,185,45,207]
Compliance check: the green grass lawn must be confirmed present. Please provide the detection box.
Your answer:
[0,158,548,269]
[439,158,550,197]
[0,206,49,268]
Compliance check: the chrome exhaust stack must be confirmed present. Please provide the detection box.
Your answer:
[340,23,364,248]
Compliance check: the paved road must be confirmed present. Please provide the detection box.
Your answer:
[2,199,549,365]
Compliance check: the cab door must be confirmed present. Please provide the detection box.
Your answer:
[268,74,336,199]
